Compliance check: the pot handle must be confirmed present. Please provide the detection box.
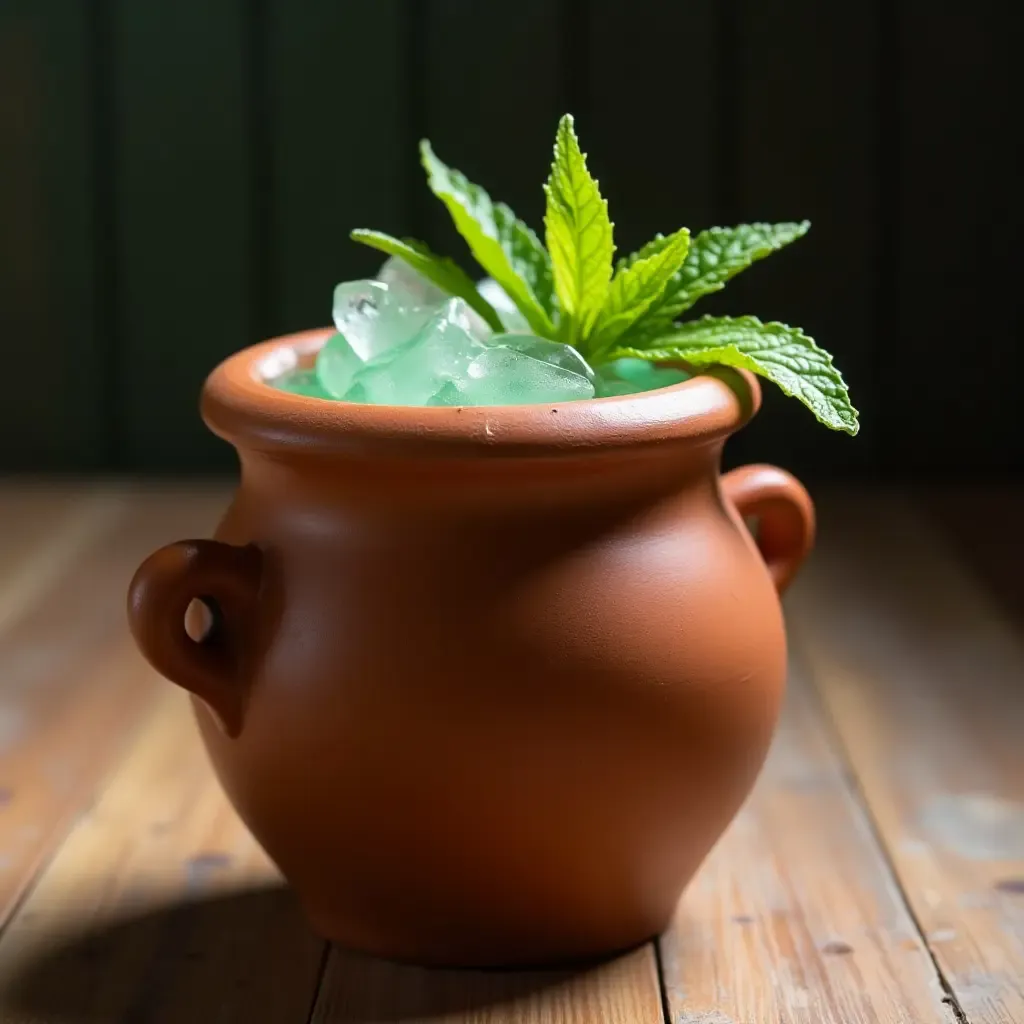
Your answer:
[721,465,815,594]
[127,540,262,737]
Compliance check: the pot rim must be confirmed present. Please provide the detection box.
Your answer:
[202,328,761,458]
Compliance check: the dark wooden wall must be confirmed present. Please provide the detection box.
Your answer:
[1,1,1020,478]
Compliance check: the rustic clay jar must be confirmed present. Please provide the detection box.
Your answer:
[127,328,814,968]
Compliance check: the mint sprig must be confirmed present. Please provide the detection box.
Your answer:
[616,222,811,348]
[588,227,690,358]
[543,114,615,346]
[351,115,858,434]
[612,316,858,434]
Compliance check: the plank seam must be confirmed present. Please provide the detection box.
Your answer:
[303,939,332,1024]
[402,0,428,241]
[0,685,166,944]
[652,934,671,1024]
[90,0,121,467]
[714,0,739,225]
[875,0,902,470]
[246,0,274,342]
[790,628,971,1024]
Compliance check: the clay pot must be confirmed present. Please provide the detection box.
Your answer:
[127,328,814,968]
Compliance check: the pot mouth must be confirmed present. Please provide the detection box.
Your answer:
[202,328,761,458]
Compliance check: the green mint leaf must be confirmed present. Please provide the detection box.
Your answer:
[613,232,675,274]
[587,227,690,357]
[419,141,556,337]
[543,114,614,346]
[610,315,859,435]
[350,230,503,331]
[619,222,810,346]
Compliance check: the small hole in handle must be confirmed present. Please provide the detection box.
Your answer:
[744,515,761,541]
[185,597,220,643]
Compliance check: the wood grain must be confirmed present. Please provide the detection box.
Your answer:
[0,486,112,619]
[0,484,227,932]
[0,689,325,1023]
[4,482,1022,1022]
[659,656,953,1024]
[919,487,1024,631]
[788,492,1024,1024]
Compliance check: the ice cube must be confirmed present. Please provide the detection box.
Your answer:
[346,298,487,406]
[341,381,367,404]
[316,332,364,398]
[377,256,448,307]
[463,307,496,342]
[492,334,594,381]
[272,368,331,399]
[426,380,465,406]
[457,347,595,406]
[332,280,432,362]
[595,357,692,396]
[477,277,530,333]
[377,261,494,341]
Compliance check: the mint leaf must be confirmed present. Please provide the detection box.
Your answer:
[619,222,810,346]
[587,227,690,357]
[350,230,503,331]
[613,232,675,274]
[610,315,859,434]
[543,114,614,346]
[420,141,556,337]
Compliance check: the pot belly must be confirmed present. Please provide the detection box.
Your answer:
[198,500,786,966]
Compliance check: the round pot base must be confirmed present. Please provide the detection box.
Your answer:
[301,903,668,970]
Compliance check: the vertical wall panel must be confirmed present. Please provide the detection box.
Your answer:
[0,1,104,470]
[588,0,720,258]
[113,0,252,470]
[886,3,1022,474]
[266,0,408,338]
[418,0,565,265]
[724,1,882,477]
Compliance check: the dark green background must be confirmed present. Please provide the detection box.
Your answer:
[1,1,1019,477]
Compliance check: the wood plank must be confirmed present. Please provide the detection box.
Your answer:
[659,656,953,1023]
[0,484,228,931]
[0,690,325,1022]
[113,0,253,470]
[0,485,113,607]
[312,935,662,1023]
[266,0,408,337]
[788,493,1024,1023]
[0,1,105,470]
[420,0,565,262]
[919,487,1024,631]
[724,1,881,479]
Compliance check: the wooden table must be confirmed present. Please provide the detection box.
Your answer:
[0,482,1021,1023]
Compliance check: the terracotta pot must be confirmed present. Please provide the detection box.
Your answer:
[127,328,814,968]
